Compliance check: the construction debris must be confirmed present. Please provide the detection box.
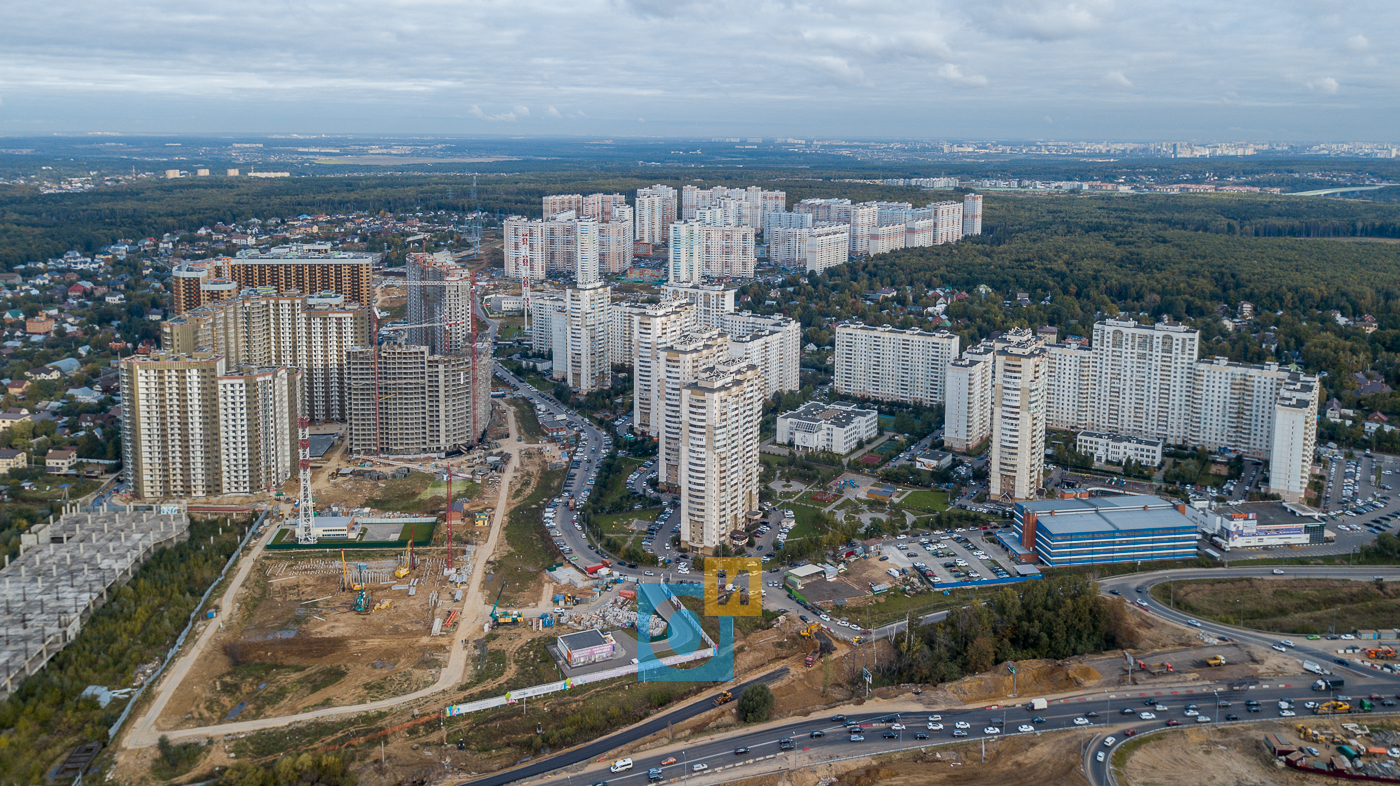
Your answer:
[558,597,667,637]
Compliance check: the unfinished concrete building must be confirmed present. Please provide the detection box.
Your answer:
[346,342,493,457]
[0,505,190,699]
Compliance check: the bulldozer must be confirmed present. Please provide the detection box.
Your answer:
[713,690,734,707]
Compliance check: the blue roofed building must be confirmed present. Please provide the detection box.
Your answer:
[998,493,1197,566]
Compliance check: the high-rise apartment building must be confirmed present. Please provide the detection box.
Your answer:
[677,361,763,553]
[503,214,599,281]
[544,193,629,222]
[1269,377,1320,503]
[944,341,995,452]
[963,193,983,236]
[1089,319,1199,445]
[120,352,301,499]
[834,322,960,406]
[170,258,237,315]
[847,203,879,255]
[608,302,650,369]
[226,248,377,307]
[932,201,965,244]
[406,251,474,355]
[543,194,584,217]
[794,198,853,223]
[661,284,737,330]
[346,343,492,456]
[721,312,801,395]
[804,223,851,273]
[529,293,566,355]
[598,205,634,274]
[217,365,300,495]
[665,221,755,282]
[635,185,677,244]
[683,186,783,226]
[564,283,611,392]
[762,210,812,241]
[867,223,906,256]
[631,300,698,436]
[657,330,730,489]
[161,291,368,422]
[989,329,1047,501]
[1044,341,1093,432]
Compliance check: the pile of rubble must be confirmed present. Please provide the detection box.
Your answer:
[560,597,667,637]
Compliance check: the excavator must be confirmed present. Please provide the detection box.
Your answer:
[394,523,416,580]
[353,588,370,614]
[489,582,523,627]
[342,550,363,592]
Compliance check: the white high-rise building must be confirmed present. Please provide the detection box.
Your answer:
[932,200,964,244]
[1044,342,1093,432]
[963,193,983,236]
[666,222,755,283]
[722,311,801,395]
[805,223,851,273]
[658,330,731,490]
[406,251,475,355]
[636,185,677,244]
[608,302,650,369]
[866,223,906,256]
[762,210,811,241]
[683,186,784,226]
[677,360,763,553]
[564,283,611,392]
[989,329,1047,502]
[543,194,584,217]
[598,205,634,274]
[943,341,995,453]
[504,213,598,280]
[1269,377,1320,504]
[662,283,738,330]
[631,300,697,436]
[834,322,960,406]
[794,198,853,223]
[1089,319,1200,445]
[848,203,878,255]
[529,293,566,355]
[217,365,300,495]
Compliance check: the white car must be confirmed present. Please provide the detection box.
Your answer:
[1281,640,1296,648]
[820,614,831,621]
[692,763,708,772]
[954,721,971,730]
[1073,717,1090,726]
[1186,619,1202,628]
[927,722,944,731]
[1272,644,1287,653]
[1272,568,1286,575]
[928,715,942,722]
[1280,709,1296,717]
[1184,709,1199,717]
[983,726,1000,735]
[1017,724,1035,733]
[1103,736,1116,747]
[891,723,905,730]
[1096,751,1106,763]
[1341,634,1356,640]
[1195,715,1211,724]
[1139,712,1156,720]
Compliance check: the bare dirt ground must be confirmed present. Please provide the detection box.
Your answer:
[1121,722,1315,786]
[151,553,458,732]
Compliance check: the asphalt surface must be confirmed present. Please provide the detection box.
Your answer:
[457,668,790,786]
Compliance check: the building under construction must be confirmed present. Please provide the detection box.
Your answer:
[0,505,190,699]
[346,342,492,457]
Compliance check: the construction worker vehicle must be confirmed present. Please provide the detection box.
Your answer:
[341,550,363,592]
[1365,646,1397,660]
[353,590,370,614]
[1205,655,1227,667]
[713,690,733,707]
[1137,659,1174,676]
[799,622,821,637]
[1314,701,1351,715]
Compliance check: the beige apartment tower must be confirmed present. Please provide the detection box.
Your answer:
[345,343,493,457]
[677,361,763,553]
[989,330,1047,502]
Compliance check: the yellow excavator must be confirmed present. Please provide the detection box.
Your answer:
[394,523,416,579]
[799,622,821,638]
[342,550,363,592]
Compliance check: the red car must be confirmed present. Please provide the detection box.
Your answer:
[661,757,677,766]
[1124,729,1138,737]
[1165,720,1182,727]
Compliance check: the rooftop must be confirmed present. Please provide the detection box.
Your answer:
[558,629,610,649]
[1021,494,1192,535]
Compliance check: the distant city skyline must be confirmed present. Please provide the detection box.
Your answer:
[4,0,1398,139]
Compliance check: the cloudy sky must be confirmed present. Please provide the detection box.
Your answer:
[2,0,1395,139]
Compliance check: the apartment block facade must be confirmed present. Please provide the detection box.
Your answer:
[722,312,801,396]
[834,322,960,406]
[657,330,730,489]
[662,284,737,330]
[217,365,300,494]
[346,343,492,456]
[635,185,677,245]
[943,340,995,452]
[227,249,376,307]
[1089,319,1200,445]
[564,283,611,393]
[631,300,698,436]
[989,329,1048,502]
[677,361,763,553]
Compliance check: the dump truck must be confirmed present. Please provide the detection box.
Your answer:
[1312,678,1346,691]
[1205,655,1227,667]
[805,652,819,667]
[713,690,734,707]
[1137,660,1174,676]
[1314,701,1351,715]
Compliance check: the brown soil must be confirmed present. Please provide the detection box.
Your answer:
[153,555,457,732]
[1121,722,1316,786]
[949,659,1101,704]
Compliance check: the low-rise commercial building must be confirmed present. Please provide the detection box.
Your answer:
[558,629,617,667]
[1003,494,1197,566]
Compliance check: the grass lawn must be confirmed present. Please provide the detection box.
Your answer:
[395,520,437,542]
[784,503,829,539]
[366,474,477,514]
[493,467,566,604]
[592,509,658,535]
[509,398,544,441]
[591,456,645,511]
[899,489,949,512]
[1149,577,1400,635]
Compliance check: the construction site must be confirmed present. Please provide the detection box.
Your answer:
[0,504,190,699]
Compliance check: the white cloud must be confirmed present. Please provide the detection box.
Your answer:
[939,63,988,87]
[1101,70,1132,89]
[545,106,562,118]
[974,0,1115,41]
[1345,33,1369,52]
[1307,76,1340,94]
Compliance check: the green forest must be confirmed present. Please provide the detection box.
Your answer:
[872,575,1137,686]
[0,516,251,783]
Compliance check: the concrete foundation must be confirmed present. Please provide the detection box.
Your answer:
[0,504,190,699]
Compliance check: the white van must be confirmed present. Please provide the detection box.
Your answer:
[610,758,634,773]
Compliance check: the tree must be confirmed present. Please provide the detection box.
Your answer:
[736,683,775,724]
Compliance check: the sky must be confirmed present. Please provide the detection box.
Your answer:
[2,0,1397,140]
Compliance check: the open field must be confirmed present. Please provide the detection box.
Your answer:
[489,456,565,605]
[363,472,479,514]
[899,489,950,512]
[1117,721,1318,786]
[509,397,544,441]
[1150,577,1400,634]
[149,551,457,733]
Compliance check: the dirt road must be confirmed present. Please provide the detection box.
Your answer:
[121,404,527,748]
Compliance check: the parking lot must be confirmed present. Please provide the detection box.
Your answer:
[873,528,1022,587]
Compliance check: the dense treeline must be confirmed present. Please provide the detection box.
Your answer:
[0,517,251,782]
[873,575,1137,686]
